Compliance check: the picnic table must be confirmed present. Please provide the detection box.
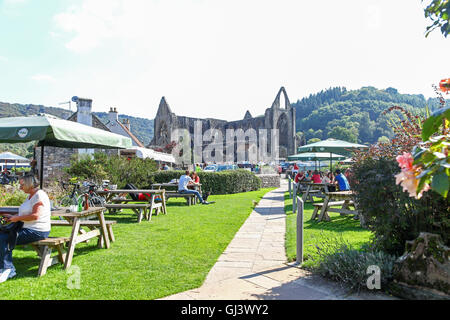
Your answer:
[152,182,202,205]
[0,206,113,273]
[51,207,111,269]
[96,189,167,222]
[297,182,333,202]
[311,191,360,222]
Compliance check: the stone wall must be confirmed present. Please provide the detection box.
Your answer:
[257,174,280,188]
[35,147,119,186]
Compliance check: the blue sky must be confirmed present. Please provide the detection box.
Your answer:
[0,0,449,121]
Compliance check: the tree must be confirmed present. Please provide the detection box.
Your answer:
[423,0,450,37]
[378,136,390,144]
[328,126,358,143]
[307,138,321,144]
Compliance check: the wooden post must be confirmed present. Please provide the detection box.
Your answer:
[296,196,304,265]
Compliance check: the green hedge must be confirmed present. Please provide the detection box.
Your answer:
[352,157,450,256]
[152,169,261,195]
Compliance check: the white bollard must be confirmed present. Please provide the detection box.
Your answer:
[292,183,297,213]
[296,197,304,265]
[288,177,292,198]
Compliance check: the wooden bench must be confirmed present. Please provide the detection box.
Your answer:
[165,191,196,206]
[311,200,356,220]
[51,220,117,243]
[22,237,71,277]
[104,203,161,222]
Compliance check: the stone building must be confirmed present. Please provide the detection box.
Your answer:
[36,98,140,185]
[149,87,296,163]
[104,107,145,148]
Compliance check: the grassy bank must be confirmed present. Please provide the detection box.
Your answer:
[2,188,274,299]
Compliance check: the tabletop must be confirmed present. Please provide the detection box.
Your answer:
[152,183,201,187]
[51,206,106,218]
[97,189,165,194]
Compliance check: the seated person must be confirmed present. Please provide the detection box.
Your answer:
[178,171,212,205]
[294,171,306,183]
[322,172,336,192]
[190,172,200,185]
[0,175,51,283]
[334,169,350,191]
[311,170,322,184]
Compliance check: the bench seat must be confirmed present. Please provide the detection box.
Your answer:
[311,200,356,220]
[104,203,161,222]
[165,192,196,206]
[24,237,71,277]
[51,220,117,242]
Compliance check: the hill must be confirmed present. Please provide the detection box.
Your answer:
[1,86,447,157]
[0,102,154,157]
[292,86,447,145]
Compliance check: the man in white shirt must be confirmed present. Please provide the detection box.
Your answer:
[178,170,212,205]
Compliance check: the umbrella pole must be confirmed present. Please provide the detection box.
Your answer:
[40,145,44,189]
[330,152,333,173]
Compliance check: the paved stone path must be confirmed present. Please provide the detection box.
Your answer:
[161,179,397,300]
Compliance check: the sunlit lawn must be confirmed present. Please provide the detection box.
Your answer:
[284,192,373,268]
[2,188,274,300]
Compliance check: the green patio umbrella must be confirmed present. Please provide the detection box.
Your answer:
[0,114,133,188]
[296,138,368,172]
[287,152,347,170]
[0,151,30,173]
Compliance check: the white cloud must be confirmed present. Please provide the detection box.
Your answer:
[30,74,55,82]
[50,0,450,121]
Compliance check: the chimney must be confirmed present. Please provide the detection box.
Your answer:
[76,98,93,127]
[108,107,118,124]
[122,118,131,131]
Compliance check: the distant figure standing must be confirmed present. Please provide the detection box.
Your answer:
[292,163,299,178]
[162,163,169,171]
[29,159,38,177]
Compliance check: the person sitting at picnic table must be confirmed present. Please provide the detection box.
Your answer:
[0,175,51,283]
[334,169,350,191]
[311,170,321,183]
[321,171,336,192]
[294,171,306,184]
[190,171,200,185]
[178,171,212,205]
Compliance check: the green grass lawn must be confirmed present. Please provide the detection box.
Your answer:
[2,188,274,300]
[284,192,373,268]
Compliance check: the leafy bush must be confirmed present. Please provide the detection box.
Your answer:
[65,153,158,189]
[0,184,27,206]
[152,169,261,194]
[312,236,397,292]
[352,157,449,255]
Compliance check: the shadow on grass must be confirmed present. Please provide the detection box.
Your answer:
[304,216,366,233]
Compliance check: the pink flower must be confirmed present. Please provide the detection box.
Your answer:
[395,169,430,199]
[396,152,414,171]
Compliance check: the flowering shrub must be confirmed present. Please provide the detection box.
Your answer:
[396,79,449,199]
[395,152,430,199]
[352,92,449,255]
